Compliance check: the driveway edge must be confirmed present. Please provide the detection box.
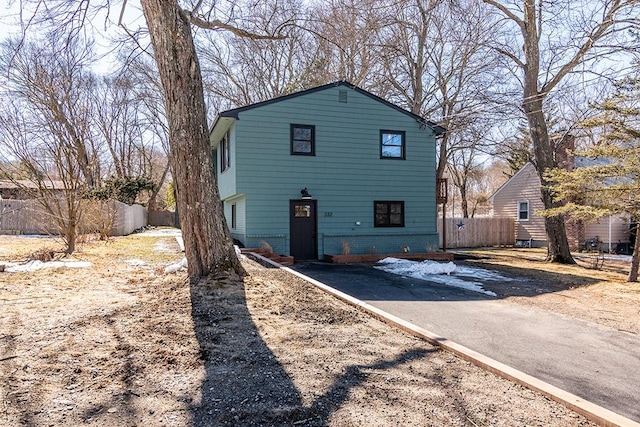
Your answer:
[246,254,639,427]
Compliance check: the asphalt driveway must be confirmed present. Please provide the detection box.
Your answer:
[291,261,640,423]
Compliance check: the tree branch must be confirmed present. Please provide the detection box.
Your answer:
[492,45,525,69]
[482,0,525,32]
[187,12,288,40]
[542,1,639,94]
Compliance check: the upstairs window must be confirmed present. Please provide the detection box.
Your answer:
[380,130,405,159]
[291,124,315,155]
[220,132,230,172]
[374,201,405,227]
[518,201,529,221]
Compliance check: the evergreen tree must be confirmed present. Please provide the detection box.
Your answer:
[545,77,640,281]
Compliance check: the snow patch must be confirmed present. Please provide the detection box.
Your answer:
[6,260,92,272]
[374,257,503,297]
[164,257,188,274]
[376,257,456,275]
[234,245,243,259]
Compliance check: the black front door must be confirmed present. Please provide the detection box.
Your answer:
[290,200,317,260]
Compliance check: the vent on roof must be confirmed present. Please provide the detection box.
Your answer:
[339,90,348,103]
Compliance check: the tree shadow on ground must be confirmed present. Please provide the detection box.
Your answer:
[454,258,603,298]
[291,260,603,302]
[1,308,147,426]
[188,273,433,426]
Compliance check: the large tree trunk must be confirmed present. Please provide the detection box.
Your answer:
[140,0,245,280]
[520,0,574,264]
[524,100,575,264]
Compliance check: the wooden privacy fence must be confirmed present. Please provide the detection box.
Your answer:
[437,217,515,249]
[148,210,177,227]
[0,199,147,236]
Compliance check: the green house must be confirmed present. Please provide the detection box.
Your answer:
[210,81,444,260]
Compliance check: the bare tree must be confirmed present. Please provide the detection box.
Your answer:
[472,160,510,217]
[114,52,173,209]
[309,0,385,87]
[0,35,103,253]
[199,0,325,107]
[94,75,146,179]
[14,0,293,278]
[91,69,171,208]
[482,0,640,263]
[379,0,500,179]
[447,122,495,218]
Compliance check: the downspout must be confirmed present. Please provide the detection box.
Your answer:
[608,215,612,254]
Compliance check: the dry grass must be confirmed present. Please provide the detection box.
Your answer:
[460,247,640,335]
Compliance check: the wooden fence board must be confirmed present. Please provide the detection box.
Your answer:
[0,199,146,236]
[437,217,515,248]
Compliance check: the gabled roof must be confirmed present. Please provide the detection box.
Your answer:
[488,162,536,202]
[0,179,66,190]
[211,81,446,136]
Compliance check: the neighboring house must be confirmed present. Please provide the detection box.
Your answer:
[0,180,66,200]
[489,162,632,252]
[209,81,445,260]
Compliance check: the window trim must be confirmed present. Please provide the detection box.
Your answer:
[290,124,315,156]
[220,131,230,172]
[380,130,406,160]
[374,201,405,228]
[518,200,530,221]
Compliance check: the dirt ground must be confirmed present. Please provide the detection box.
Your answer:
[2,232,634,426]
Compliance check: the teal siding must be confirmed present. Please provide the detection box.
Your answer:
[217,84,438,256]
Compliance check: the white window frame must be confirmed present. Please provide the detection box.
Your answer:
[518,200,530,221]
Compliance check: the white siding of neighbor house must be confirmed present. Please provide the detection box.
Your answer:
[491,162,631,246]
[585,215,630,245]
[490,162,547,243]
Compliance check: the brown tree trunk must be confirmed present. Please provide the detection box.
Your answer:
[460,186,469,219]
[524,101,575,264]
[520,0,574,264]
[436,132,449,180]
[147,162,170,211]
[140,0,245,280]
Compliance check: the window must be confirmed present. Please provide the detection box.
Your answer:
[231,203,236,229]
[294,204,312,218]
[374,201,405,227]
[291,124,315,155]
[220,132,230,172]
[380,130,405,159]
[518,201,529,221]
